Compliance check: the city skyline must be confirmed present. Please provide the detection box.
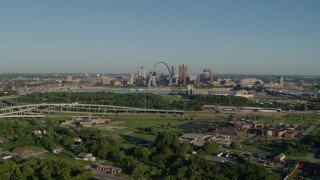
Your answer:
[1,0,319,75]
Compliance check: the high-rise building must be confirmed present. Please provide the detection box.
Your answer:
[203,69,211,80]
[171,65,176,76]
[152,76,157,86]
[66,75,72,82]
[179,64,188,85]
[200,68,214,85]
[129,74,134,85]
[138,66,146,78]
[279,77,284,86]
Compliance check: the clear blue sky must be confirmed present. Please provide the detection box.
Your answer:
[0,0,319,75]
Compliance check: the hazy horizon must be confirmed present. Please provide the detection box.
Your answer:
[1,0,319,75]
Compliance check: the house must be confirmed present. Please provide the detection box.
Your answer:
[52,147,63,154]
[274,153,285,162]
[74,138,83,143]
[61,120,74,126]
[285,125,296,131]
[264,129,277,137]
[253,123,264,128]
[276,130,287,137]
[284,132,296,139]
[76,152,96,161]
[12,147,31,155]
[96,164,122,173]
[79,121,93,127]
[34,129,42,135]
[34,129,46,135]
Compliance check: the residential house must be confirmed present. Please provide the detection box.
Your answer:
[96,164,122,173]
[12,147,31,155]
[79,120,93,127]
[76,152,96,161]
[253,123,264,128]
[61,120,74,126]
[34,129,46,135]
[74,138,83,143]
[264,129,277,137]
[284,132,296,139]
[34,129,42,135]
[277,130,287,137]
[274,153,285,162]
[52,147,63,154]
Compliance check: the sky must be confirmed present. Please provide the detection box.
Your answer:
[0,0,319,75]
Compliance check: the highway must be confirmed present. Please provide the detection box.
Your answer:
[0,103,183,118]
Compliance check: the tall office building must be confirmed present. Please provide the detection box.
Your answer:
[201,68,213,84]
[152,76,157,86]
[179,64,188,85]
[171,65,176,76]
[279,77,284,86]
[66,75,73,82]
[129,74,134,85]
[138,66,146,78]
[203,69,212,80]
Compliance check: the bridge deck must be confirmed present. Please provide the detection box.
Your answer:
[0,103,183,118]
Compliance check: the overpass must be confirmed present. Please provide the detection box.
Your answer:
[0,103,183,118]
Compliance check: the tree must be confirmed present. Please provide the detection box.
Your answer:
[228,114,234,122]
[201,141,218,154]
[230,142,238,149]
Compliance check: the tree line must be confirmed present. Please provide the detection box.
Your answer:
[0,157,94,179]
[16,92,299,111]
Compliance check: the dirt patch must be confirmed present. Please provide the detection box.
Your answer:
[95,124,127,131]
[173,121,223,130]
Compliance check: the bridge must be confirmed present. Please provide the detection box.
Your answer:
[0,103,183,118]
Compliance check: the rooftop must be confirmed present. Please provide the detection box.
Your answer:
[180,133,209,140]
